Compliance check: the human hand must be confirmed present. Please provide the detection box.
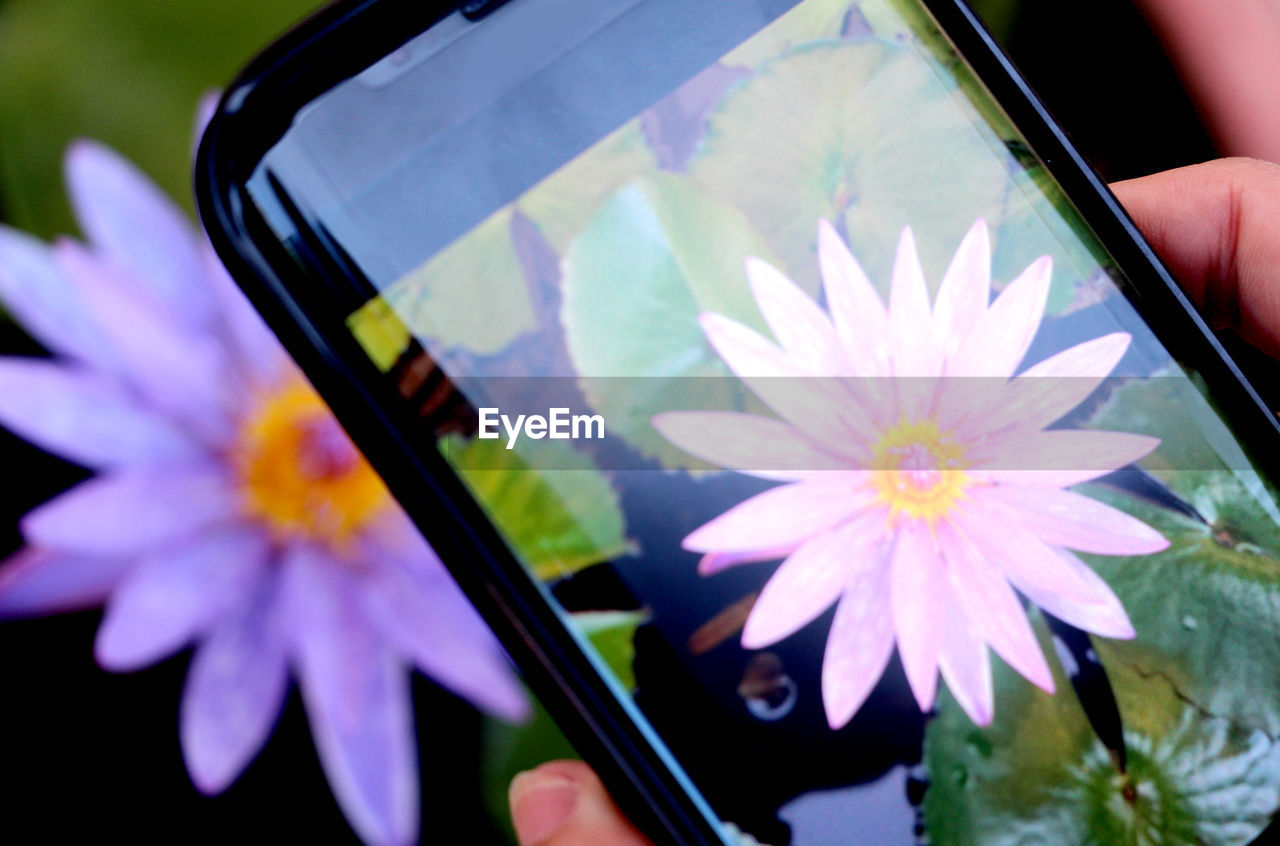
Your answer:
[507,157,1280,846]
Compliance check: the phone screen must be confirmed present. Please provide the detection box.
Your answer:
[256,0,1280,842]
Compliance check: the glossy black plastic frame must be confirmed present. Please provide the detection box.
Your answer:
[196,2,1280,844]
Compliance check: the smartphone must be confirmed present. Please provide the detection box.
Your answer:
[197,1,1280,843]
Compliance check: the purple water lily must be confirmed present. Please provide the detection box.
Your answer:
[0,136,527,845]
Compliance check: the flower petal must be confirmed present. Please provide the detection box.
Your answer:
[821,562,895,729]
[697,546,797,576]
[0,225,117,364]
[949,499,1109,605]
[202,243,290,389]
[181,571,289,794]
[742,511,888,649]
[0,548,133,617]
[982,485,1169,555]
[950,255,1052,377]
[932,219,991,360]
[0,359,200,468]
[95,527,270,671]
[817,219,889,377]
[986,333,1132,432]
[684,474,874,553]
[22,467,239,557]
[745,256,847,375]
[888,521,947,710]
[698,312,877,454]
[285,547,419,846]
[939,523,1054,693]
[652,411,848,480]
[936,596,994,726]
[65,139,215,326]
[974,429,1160,473]
[888,227,939,379]
[361,533,528,721]
[55,241,233,442]
[1019,549,1135,639]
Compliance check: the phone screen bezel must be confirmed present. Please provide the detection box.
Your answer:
[195,2,1280,843]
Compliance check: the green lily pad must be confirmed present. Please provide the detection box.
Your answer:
[560,172,775,467]
[689,39,1009,292]
[346,295,412,372]
[722,0,855,68]
[384,209,537,357]
[443,434,634,582]
[519,125,656,255]
[574,610,648,692]
[924,614,1280,845]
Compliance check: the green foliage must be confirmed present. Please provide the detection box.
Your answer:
[561,174,772,468]
[0,0,322,237]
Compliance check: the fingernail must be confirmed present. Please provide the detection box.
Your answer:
[509,768,581,845]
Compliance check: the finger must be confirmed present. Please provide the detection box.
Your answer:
[509,760,652,846]
[1133,0,1280,162]
[1112,158,1280,357]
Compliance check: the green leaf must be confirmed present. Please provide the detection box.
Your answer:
[575,610,648,692]
[444,434,634,581]
[560,173,774,468]
[518,125,656,255]
[385,209,537,357]
[346,295,412,373]
[924,614,1280,845]
[721,0,854,68]
[689,39,1009,293]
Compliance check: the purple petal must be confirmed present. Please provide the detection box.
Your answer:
[684,474,874,553]
[65,140,215,326]
[821,563,895,729]
[181,571,289,794]
[698,312,878,453]
[817,219,889,377]
[22,467,239,557]
[697,546,797,576]
[0,225,117,365]
[949,256,1052,377]
[0,359,199,468]
[742,511,888,649]
[653,411,848,480]
[284,546,419,846]
[938,523,1054,693]
[950,500,1109,605]
[744,257,847,375]
[55,241,234,443]
[201,243,290,389]
[361,537,528,721]
[888,227,939,379]
[1019,549,1135,639]
[974,429,1160,473]
[0,548,133,617]
[982,485,1169,555]
[932,219,991,360]
[888,521,947,710]
[96,527,270,671]
[936,597,994,726]
[987,333,1132,432]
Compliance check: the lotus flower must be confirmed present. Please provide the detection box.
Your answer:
[654,220,1169,729]
[0,136,527,845]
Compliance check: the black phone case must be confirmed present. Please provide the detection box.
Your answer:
[195,2,1280,843]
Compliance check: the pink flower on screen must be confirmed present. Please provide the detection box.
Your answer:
[654,220,1169,729]
[0,137,526,845]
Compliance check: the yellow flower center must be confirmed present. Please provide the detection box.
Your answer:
[871,419,970,525]
[234,379,389,550]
